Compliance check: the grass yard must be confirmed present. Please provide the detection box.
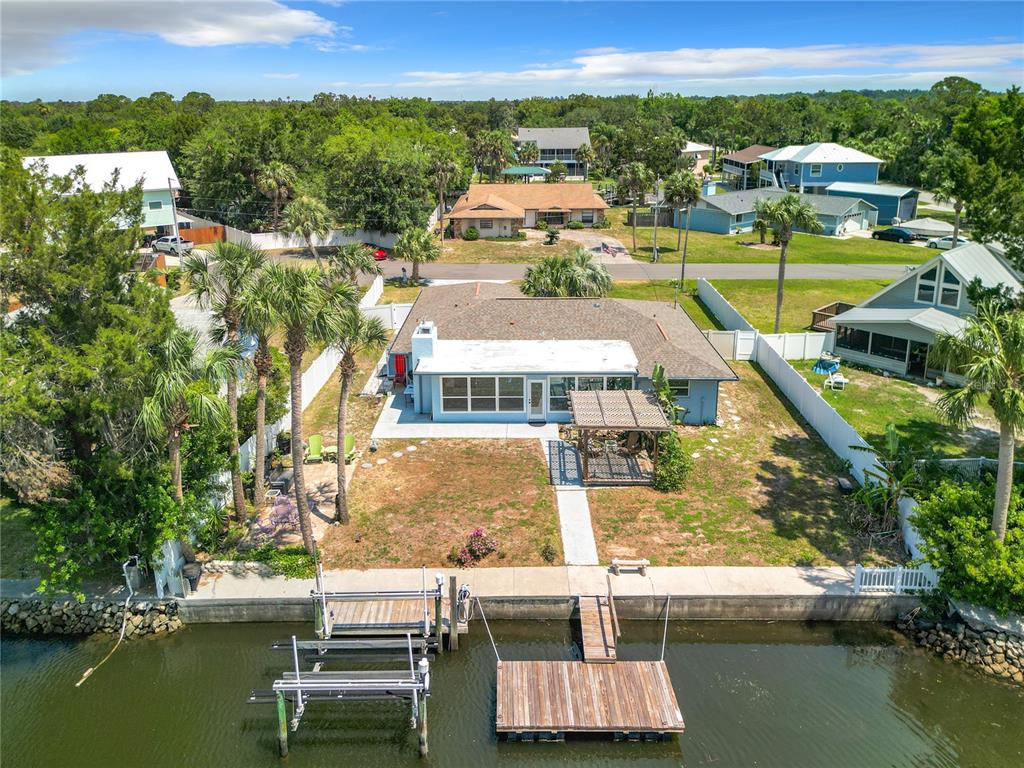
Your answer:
[607,280,720,330]
[379,280,423,305]
[603,208,930,264]
[0,498,37,579]
[439,236,577,263]
[790,360,1003,459]
[588,362,901,567]
[318,439,562,568]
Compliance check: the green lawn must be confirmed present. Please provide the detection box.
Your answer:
[379,280,423,305]
[1,498,37,579]
[603,207,930,264]
[609,279,889,333]
[790,360,1003,458]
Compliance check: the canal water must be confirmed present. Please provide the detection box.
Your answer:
[2,620,1022,767]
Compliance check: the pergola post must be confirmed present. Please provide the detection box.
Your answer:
[652,432,659,475]
[579,428,590,483]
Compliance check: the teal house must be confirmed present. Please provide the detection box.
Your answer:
[758,143,883,194]
[22,150,181,231]
[678,189,877,236]
[826,182,918,225]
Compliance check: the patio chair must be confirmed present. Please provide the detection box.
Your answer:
[344,434,356,464]
[305,434,324,464]
[824,371,849,391]
[622,432,642,456]
[322,444,339,463]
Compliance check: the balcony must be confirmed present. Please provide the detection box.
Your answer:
[811,301,856,332]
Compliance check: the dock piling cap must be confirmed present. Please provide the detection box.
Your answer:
[435,573,444,587]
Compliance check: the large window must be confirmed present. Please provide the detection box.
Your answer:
[809,164,822,177]
[581,210,594,224]
[606,376,633,390]
[668,379,690,397]
[916,266,938,303]
[940,268,961,308]
[577,376,604,391]
[836,325,870,353]
[870,333,909,361]
[442,376,525,413]
[441,377,468,412]
[148,201,163,210]
[548,376,574,411]
[479,219,493,230]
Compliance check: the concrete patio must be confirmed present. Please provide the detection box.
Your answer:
[371,393,560,440]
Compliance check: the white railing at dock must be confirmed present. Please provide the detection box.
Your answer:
[853,564,938,595]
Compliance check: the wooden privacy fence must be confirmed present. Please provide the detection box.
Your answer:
[181,225,225,245]
[854,564,938,595]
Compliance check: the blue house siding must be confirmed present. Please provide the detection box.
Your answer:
[827,188,917,224]
[671,379,720,425]
[142,190,176,229]
[681,207,754,234]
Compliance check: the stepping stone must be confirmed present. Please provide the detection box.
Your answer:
[361,463,372,469]
[710,438,719,444]
[392,451,404,459]
[730,415,741,422]
[691,452,701,459]
[419,440,428,444]
[405,445,417,452]
[376,458,388,465]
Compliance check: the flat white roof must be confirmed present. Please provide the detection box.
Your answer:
[414,339,638,375]
[22,150,180,192]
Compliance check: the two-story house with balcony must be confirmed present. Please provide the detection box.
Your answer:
[758,143,883,195]
[514,127,591,179]
[831,243,1021,381]
[22,150,182,232]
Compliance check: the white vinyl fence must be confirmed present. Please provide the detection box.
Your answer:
[360,275,385,308]
[699,278,940,594]
[854,564,938,595]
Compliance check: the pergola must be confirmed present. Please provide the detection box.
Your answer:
[568,390,672,485]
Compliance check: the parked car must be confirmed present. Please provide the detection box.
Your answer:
[141,233,159,248]
[153,235,194,255]
[365,243,388,261]
[926,235,971,250]
[871,227,917,244]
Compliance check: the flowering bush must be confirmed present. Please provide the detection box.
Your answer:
[448,528,498,567]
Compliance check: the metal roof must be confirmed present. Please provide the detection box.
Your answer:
[826,181,916,197]
[414,339,637,375]
[943,242,1023,292]
[501,165,551,175]
[833,306,968,336]
[515,127,590,149]
[700,188,874,216]
[22,150,180,192]
[759,143,882,164]
[569,390,671,431]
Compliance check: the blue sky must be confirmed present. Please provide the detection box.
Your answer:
[2,1,1022,101]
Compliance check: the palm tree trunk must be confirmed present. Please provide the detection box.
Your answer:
[335,360,353,524]
[225,331,246,520]
[953,201,963,247]
[774,236,789,334]
[252,351,268,504]
[676,207,683,253]
[170,431,183,505]
[631,200,638,252]
[411,258,420,283]
[438,185,445,249]
[681,208,692,286]
[307,236,324,270]
[288,351,316,555]
[992,421,1015,541]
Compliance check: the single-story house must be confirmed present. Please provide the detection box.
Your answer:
[449,183,609,237]
[826,181,918,225]
[721,144,776,190]
[387,283,737,425]
[680,141,713,173]
[514,127,591,178]
[22,150,181,231]
[677,188,877,236]
[831,242,1022,380]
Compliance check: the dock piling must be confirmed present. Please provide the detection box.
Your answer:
[275,691,288,757]
[434,573,444,655]
[447,576,459,651]
[417,657,430,756]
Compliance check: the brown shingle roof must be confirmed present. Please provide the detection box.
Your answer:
[450,183,608,220]
[722,144,777,165]
[391,283,736,381]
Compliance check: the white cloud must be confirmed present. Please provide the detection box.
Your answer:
[1,0,337,75]
[393,42,1023,89]
[577,46,624,56]
[263,72,299,80]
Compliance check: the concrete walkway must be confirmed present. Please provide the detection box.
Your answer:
[542,439,599,566]
[371,394,560,440]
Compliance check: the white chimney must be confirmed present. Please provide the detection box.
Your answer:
[411,321,437,371]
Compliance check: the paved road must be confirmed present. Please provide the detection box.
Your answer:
[379,260,913,281]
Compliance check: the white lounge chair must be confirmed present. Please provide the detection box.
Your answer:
[824,372,849,391]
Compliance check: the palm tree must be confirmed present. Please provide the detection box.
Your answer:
[332,309,389,523]
[617,161,654,253]
[256,161,297,230]
[282,194,333,269]
[521,248,612,298]
[329,242,382,285]
[264,264,358,555]
[663,170,701,305]
[517,140,539,166]
[236,270,278,504]
[923,142,974,247]
[576,143,595,180]
[429,153,458,247]
[393,228,441,283]
[932,301,1024,541]
[141,329,237,505]
[183,241,266,521]
[754,194,823,333]
[752,218,769,244]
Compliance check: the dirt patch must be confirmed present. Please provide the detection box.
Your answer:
[738,241,778,250]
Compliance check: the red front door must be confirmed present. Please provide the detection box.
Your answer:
[394,354,407,383]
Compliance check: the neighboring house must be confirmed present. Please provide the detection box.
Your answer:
[680,141,713,173]
[22,150,181,231]
[449,183,608,237]
[831,242,1022,379]
[826,181,918,225]
[514,127,591,178]
[387,283,737,425]
[721,144,777,190]
[678,188,877,236]
[759,143,883,194]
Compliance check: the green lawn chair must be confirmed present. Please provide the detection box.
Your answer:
[344,434,356,465]
[305,434,323,464]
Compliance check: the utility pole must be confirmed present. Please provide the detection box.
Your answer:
[651,176,662,263]
[168,176,180,241]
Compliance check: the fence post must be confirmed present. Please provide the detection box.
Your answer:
[895,565,905,595]
[854,564,863,595]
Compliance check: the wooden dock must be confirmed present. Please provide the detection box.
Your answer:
[578,595,616,663]
[326,598,435,635]
[495,660,684,735]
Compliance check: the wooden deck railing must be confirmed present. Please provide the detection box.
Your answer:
[810,301,855,332]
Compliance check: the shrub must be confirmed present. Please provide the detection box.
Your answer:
[911,479,1024,615]
[540,539,558,563]
[162,267,182,291]
[590,217,610,230]
[544,229,561,245]
[246,543,316,579]
[448,527,498,567]
[463,226,479,241]
[652,432,693,492]
[534,219,548,231]
[566,220,584,230]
